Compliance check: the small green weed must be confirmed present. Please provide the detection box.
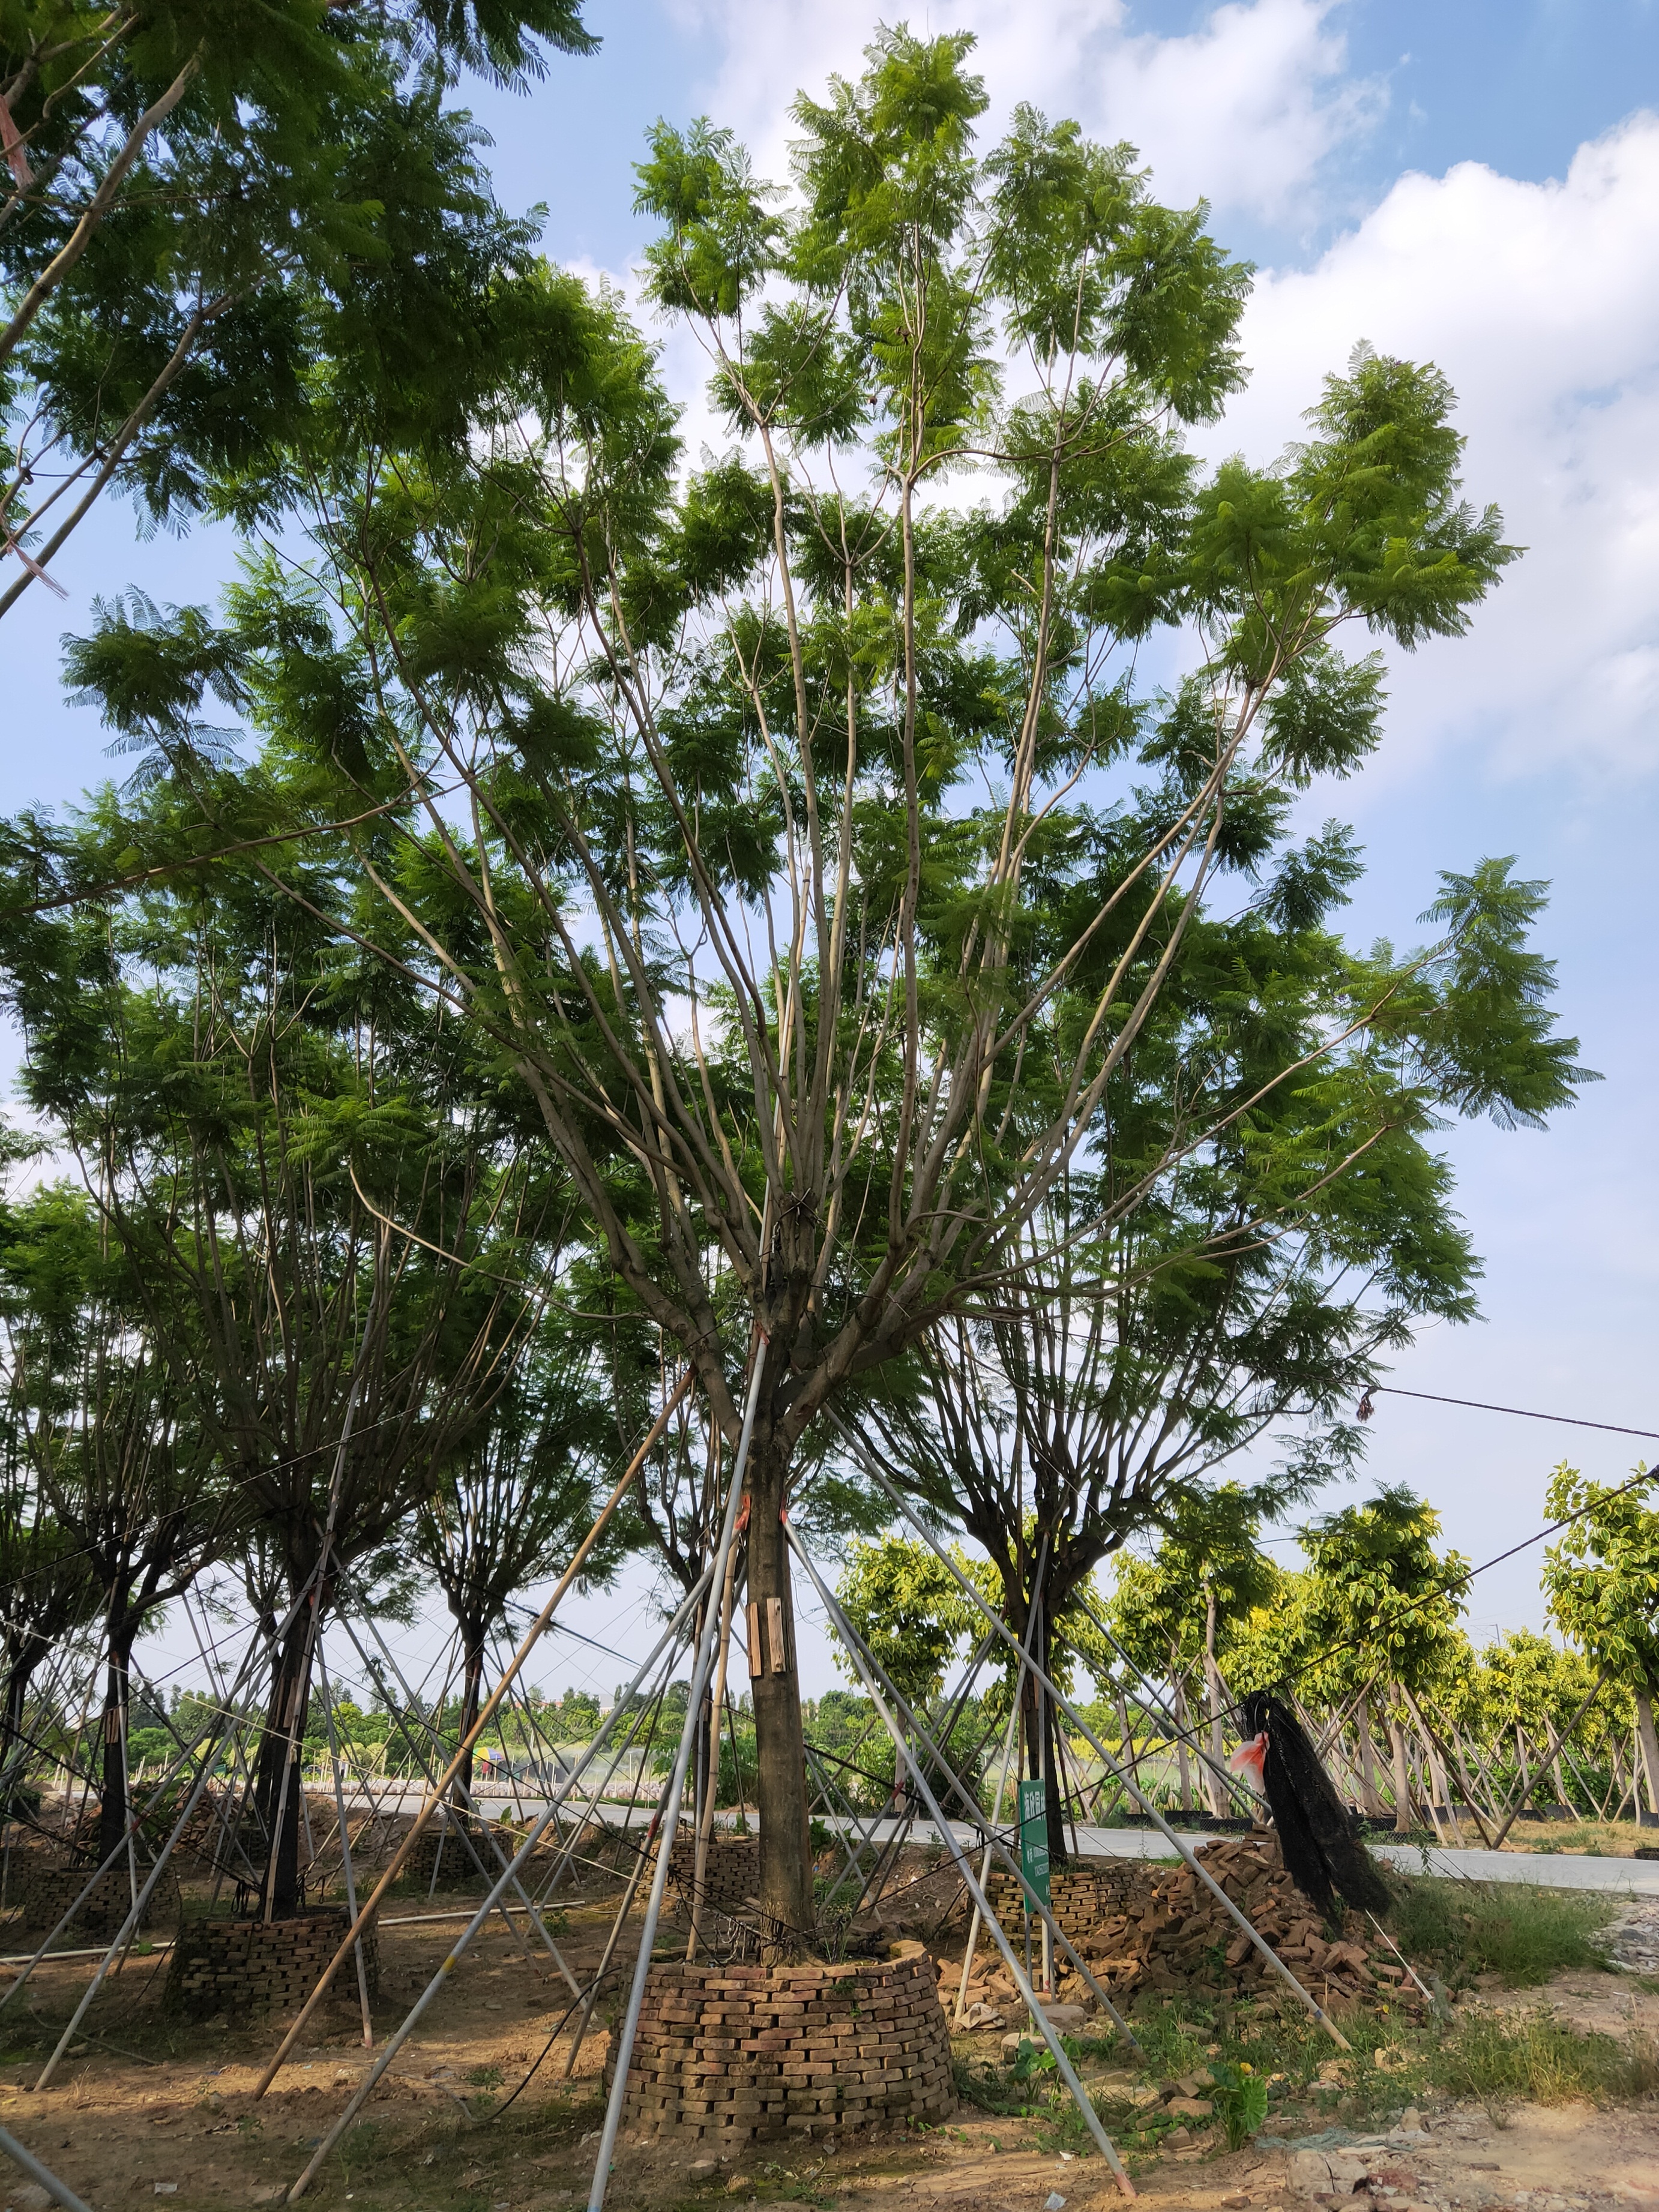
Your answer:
[466,2063,503,2090]
[1389,1877,1615,1988]
[338,2118,383,2182]
[1439,2011,1659,2108]
[1209,2060,1270,2149]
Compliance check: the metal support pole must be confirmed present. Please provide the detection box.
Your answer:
[583,1341,767,2212]
[1083,1605,1263,1819]
[2,1569,316,2029]
[786,1527,1140,2050]
[281,1561,720,2201]
[686,1517,741,1964]
[253,1370,693,2098]
[339,1605,558,1979]
[31,1574,322,2088]
[954,1627,1033,2027]
[837,1419,1353,2053]
[316,1642,373,2047]
[791,1533,1135,2196]
[531,1678,675,1901]
[0,2125,94,2212]
[561,1766,680,2082]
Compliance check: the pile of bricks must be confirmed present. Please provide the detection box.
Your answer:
[165,1907,379,2019]
[986,1856,1145,1940]
[608,1939,957,2144]
[660,1835,760,1922]
[1060,1833,1423,2016]
[20,1863,181,1940]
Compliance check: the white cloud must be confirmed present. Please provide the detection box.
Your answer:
[666,0,1376,222]
[1065,0,1377,221]
[1219,113,1659,779]
[636,11,1659,784]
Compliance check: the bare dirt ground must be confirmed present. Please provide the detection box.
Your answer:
[2,1876,1657,2212]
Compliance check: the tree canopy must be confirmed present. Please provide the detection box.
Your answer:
[1,0,597,614]
[0,23,1594,1946]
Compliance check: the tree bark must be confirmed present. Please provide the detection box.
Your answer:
[250,1608,315,1918]
[1636,1688,1659,1818]
[1173,1668,1194,1816]
[1026,1584,1068,1869]
[743,1428,813,1952]
[97,1621,140,1867]
[1387,1694,1415,1834]
[1040,1671,1069,1869]
[1354,1694,1386,1818]
[453,1623,486,1810]
[1116,1689,1140,1807]
[1,1650,37,1805]
[1202,1590,1227,1818]
[1513,1724,1534,1817]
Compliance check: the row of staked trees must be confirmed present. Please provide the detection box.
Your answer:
[2,17,1607,1943]
[828,1473,1659,1832]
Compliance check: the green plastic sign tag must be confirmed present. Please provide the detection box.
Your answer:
[1019,1776,1050,1907]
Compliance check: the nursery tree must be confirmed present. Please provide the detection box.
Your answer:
[0,1188,231,1862]
[35,30,1590,1946]
[0,1398,99,1809]
[415,1339,619,1807]
[0,0,597,612]
[1294,1484,1469,1832]
[0,861,544,1913]
[1543,1464,1659,1816]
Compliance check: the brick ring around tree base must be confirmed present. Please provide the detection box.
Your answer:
[606,1938,957,2145]
[658,1833,760,1923]
[164,1905,379,2019]
[20,1861,182,1940]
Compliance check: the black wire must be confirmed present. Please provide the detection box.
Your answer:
[489,1982,597,2119]
[1362,1384,1659,1443]
[850,1408,1659,1781]
[0,1404,423,1599]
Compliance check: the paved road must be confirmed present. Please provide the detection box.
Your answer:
[1368,1839,1659,1895]
[819,1815,1659,1895]
[343,1794,1659,1896]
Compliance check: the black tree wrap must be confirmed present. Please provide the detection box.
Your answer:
[1241,1692,1393,1919]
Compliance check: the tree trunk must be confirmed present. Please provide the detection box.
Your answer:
[453,1623,486,1811]
[1636,1689,1659,1817]
[1173,1668,1194,1816]
[1202,1590,1227,1818]
[1387,1694,1415,1834]
[97,1621,140,1868]
[250,1606,315,1918]
[1040,1674,1069,1870]
[744,1429,813,1952]
[1423,1728,1457,1839]
[1355,1694,1386,1818]
[1514,1724,1534,1815]
[1116,1689,1140,1806]
[1,1650,37,1807]
[1031,1587,1068,1869]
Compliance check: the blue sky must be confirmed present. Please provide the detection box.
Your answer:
[5,1,1659,1693]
